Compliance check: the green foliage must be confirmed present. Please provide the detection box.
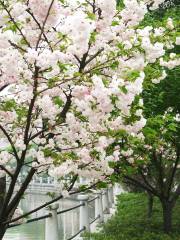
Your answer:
[116,0,125,10]
[0,99,28,123]
[86,12,96,20]
[75,111,88,122]
[46,192,56,199]
[90,31,98,44]
[110,61,119,70]
[96,181,108,189]
[142,113,180,148]
[43,148,78,164]
[143,66,180,117]
[142,6,180,117]
[119,85,128,94]
[53,96,64,107]
[87,193,180,240]
[79,184,89,191]
[90,149,100,160]
[111,20,119,26]
[0,99,17,111]
[3,21,22,33]
[141,3,180,26]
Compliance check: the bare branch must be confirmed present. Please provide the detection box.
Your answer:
[0,125,19,162]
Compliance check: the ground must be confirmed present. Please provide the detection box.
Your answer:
[87,193,180,240]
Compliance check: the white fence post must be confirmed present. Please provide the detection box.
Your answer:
[102,189,110,214]
[47,177,50,184]
[78,194,90,232]
[108,186,114,208]
[111,186,115,204]
[108,188,112,209]
[40,177,43,184]
[95,191,104,223]
[45,203,59,240]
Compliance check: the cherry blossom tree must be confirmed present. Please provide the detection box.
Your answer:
[113,112,180,233]
[0,0,178,237]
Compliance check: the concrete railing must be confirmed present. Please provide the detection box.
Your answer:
[45,186,115,240]
[9,185,118,240]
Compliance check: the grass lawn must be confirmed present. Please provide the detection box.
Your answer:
[88,193,180,240]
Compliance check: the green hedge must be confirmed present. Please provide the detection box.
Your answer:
[87,193,180,240]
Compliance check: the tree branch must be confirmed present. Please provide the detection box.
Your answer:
[35,0,55,50]
[167,149,180,197]
[59,89,72,121]
[0,165,13,179]
[124,175,158,196]
[6,168,36,214]
[0,1,31,47]
[0,125,19,162]
[26,9,53,52]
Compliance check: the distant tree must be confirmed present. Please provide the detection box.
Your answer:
[113,113,180,233]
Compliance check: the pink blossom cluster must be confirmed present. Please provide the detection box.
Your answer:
[0,0,178,189]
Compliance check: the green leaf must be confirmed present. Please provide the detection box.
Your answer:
[87,12,96,20]
[110,61,119,70]
[53,96,64,107]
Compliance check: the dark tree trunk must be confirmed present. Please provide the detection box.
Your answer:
[161,200,173,234]
[0,224,7,240]
[0,176,7,239]
[0,176,6,212]
[147,192,154,218]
